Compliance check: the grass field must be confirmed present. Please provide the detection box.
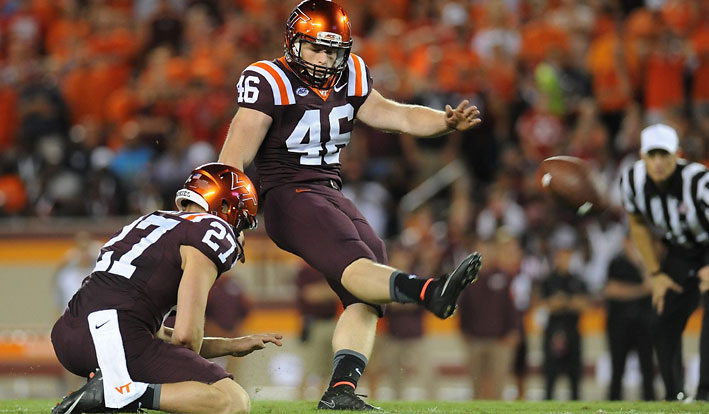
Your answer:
[3,400,707,414]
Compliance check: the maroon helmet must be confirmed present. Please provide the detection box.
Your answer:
[175,163,258,234]
[284,0,352,89]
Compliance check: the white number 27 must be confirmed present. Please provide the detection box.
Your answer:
[202,221,237,264]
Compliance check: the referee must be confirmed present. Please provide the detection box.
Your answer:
[619,123,709,401]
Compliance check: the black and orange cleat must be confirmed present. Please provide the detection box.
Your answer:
[425,251,482,319]
[52,369,106,414]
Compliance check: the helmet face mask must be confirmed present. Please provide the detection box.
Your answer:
[284,0,352,89]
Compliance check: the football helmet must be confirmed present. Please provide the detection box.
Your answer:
[284,0,352,89]
[175,163,258,234]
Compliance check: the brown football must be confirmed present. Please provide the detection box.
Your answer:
[537,156,606,216]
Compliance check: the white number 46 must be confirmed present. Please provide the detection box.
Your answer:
[237,75,259,104]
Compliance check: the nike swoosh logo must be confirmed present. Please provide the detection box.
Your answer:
[355,368,362,375]
[320,400,336,409]
[95,320,109,329]
[295,189,312,193]
[66,391,86,412]
[440,275,453,296]
[334,83,345,92]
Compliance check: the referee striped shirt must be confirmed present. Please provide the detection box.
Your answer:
[620,159,709,248]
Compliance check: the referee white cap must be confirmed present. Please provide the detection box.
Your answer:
[641,123,679,155]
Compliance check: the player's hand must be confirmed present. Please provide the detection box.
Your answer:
[230,333,283,357]
[445,100,481,132]
[547,292,567,311]
[650,273,682,314]
[698,266,709,293]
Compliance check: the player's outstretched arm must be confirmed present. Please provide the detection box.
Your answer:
[219,107,273,170]
[356,89,481,137]
[226,333,283,357]
[157,326,283,359]
[195,334,283,359]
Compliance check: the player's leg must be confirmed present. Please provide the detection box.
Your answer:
[332,303,377,360]
[634,317,656,401]
[697,290,709,401]
[263,186,382,410]
[568,339,582,401]
[342,203,482,319]
[607,315,629,400]
[53,371,247,414]
[317,303,380,410]
[489,340,514,400]
[159,378,249,414]
[342,254,481,319]
[652,286,699,400]
[266,185,482,319]
[542,330,557,400]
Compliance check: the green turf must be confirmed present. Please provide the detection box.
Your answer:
[2,399,707,413]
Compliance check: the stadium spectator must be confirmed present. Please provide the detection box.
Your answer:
[52,231,103,312]
[377,304,430,400]
[458,233,521,400]
[377,238,440,400]
[603,236,655,401]
[218,1,482,410]
[52,231,103,391]
[540,228,590,401]
[476,185,527,241]
[295,264,339,399]
[341,153,394,238]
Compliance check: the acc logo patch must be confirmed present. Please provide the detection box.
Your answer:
[296,87,309,96]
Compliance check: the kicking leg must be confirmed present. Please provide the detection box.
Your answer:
[343,252,482,319]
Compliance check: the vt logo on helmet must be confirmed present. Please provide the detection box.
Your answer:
[284,0,352,90]
[175,163,258,235]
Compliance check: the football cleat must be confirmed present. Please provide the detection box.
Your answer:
[425,252,482,319]
[317,385,381,411]
[52,369,106,414]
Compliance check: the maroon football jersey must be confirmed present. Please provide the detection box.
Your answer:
[236,55,373,193]
[67,211,241,333]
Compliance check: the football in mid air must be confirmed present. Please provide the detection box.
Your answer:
[537,156,606,216]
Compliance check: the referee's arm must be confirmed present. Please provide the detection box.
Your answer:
[627,213,660,276]
[627,213,682,314]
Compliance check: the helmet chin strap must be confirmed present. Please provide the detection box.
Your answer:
[235,233,246,263]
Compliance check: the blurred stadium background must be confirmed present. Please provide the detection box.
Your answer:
[0,0,708,403]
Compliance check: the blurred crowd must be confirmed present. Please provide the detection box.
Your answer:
[0,0,705,222]
[3,0,709,400]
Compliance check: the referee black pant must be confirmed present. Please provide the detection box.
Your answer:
[698,290,709,400]
[652,280,699,400]
[658,246,709,400]
[607,308,655,400]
